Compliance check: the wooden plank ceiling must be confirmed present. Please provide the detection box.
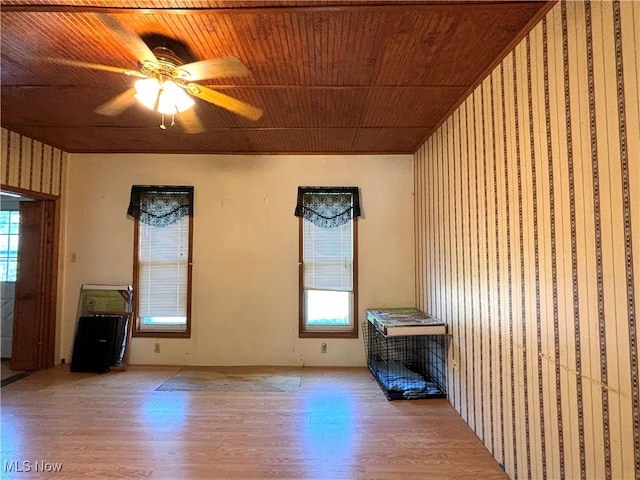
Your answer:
[0,1,554,154]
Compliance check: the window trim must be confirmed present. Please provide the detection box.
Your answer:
[0,209,20,282]
[298,216,358,339]
[132,213,193,338]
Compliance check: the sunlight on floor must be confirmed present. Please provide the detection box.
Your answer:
[301,385,357,477]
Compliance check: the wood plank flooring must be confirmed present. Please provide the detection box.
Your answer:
[0,366,507,479]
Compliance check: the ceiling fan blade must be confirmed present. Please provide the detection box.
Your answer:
[95,88,138,116]
[186,84,263,121]
[181,56,251,81]
[96,13,158,64]
[179,108,206,134]
[40,57,145,77]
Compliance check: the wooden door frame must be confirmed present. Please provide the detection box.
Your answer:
[2,184,59,369]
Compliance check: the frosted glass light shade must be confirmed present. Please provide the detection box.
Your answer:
[134,78,160,110]
[135,78,195,114]
[157,81,194,114]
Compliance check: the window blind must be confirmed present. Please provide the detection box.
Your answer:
[138,215,189,321]
[302,218,353,292]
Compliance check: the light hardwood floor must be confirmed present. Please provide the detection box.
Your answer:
[1,366,507,479]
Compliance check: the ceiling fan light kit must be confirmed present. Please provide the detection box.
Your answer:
[134,78,195,114]
[133,51,197,128]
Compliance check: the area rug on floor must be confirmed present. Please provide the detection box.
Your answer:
[1,372,32,388]
[156,366,302,392]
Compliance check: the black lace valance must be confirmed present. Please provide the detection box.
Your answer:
[127,185,194,227]
[294,186,361,228]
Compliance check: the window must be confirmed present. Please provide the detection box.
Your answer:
[0,210,20,282]
[295,187,360,338]
[128,186,193,337]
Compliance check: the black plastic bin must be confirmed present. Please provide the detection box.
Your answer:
[70,315,120,373]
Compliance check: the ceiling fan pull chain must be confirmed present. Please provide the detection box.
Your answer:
[160,113,167,130]
[171,114,176,127]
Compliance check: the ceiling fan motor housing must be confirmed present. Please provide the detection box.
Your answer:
[140,47,192,85]
[152,46,185,67]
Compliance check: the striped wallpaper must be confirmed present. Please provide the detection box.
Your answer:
[414,1,639,479]
[1,128,67,197]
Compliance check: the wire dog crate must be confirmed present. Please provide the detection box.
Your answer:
[364,309,447,400]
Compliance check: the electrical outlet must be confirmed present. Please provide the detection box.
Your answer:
[154,342,161,354]
[321,343,327,354]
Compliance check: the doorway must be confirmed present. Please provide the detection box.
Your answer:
[1,188,59,371]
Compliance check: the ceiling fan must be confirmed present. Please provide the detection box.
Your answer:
[42,13,263,133]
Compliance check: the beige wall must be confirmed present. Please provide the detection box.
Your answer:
[62,153,414,367]
[413,1,640,479]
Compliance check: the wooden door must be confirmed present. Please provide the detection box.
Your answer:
[11,200,55,370]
